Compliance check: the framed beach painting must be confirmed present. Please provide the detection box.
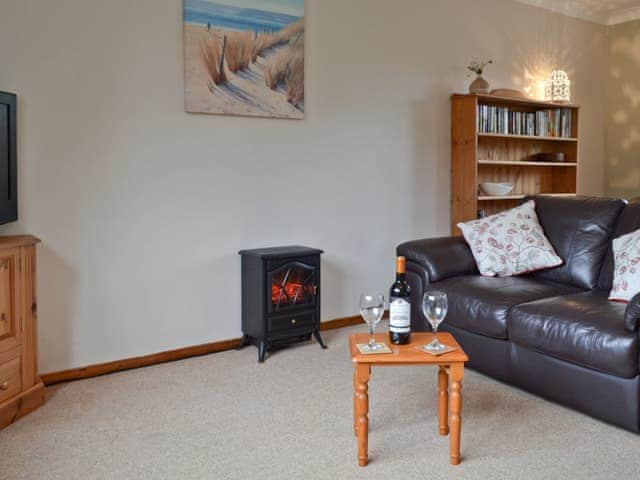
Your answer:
[184,0,305,119]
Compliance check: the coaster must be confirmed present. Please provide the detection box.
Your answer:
[356,343,392,355]
[416,345,456,357]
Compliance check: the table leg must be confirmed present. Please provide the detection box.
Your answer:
[449,363,464,465]
[355,363,370,467]
[438,366,449,436]
[353,367,358,436]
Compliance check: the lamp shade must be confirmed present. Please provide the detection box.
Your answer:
[544,70,571,102]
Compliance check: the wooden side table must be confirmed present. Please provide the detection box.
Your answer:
[349,332,469,466]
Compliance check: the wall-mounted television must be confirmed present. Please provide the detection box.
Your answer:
[0,91,17,225]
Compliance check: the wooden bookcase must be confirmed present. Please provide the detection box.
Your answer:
[450,93,579,235]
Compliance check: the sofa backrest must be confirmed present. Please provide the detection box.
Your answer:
[597,198,640,290]
[528,195,625,290]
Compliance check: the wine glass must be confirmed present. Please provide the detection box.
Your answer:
[422,290,448,352]
[359,293,386,352]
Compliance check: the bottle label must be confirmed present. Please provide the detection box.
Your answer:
[389,298,411,333]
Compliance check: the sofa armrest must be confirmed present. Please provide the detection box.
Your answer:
[624,293,640,333]
[397,236,477,283]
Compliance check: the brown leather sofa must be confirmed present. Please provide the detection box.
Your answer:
[398,196,640,432]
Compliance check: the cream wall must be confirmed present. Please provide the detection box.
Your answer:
[606,20,640,198]
[0,0,608,372]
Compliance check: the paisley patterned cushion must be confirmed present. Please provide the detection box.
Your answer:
[610,228,640,302]
[457,200,563,277]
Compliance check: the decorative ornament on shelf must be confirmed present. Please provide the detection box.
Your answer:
[467,59,493,94]
[490,88,525,99]
[544,70,571,103]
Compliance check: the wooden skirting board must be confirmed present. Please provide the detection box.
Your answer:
[41,315,368,386]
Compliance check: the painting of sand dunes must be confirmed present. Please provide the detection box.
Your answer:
[184,0,305,119]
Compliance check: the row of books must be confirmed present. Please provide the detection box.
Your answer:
[477,106,573,138]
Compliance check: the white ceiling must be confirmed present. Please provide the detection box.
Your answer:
[515,0,640,25]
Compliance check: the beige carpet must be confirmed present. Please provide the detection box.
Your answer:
[1,323,639,479]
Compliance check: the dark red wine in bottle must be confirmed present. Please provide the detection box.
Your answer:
[389,256,411,345]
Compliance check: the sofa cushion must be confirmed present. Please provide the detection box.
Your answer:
[431,275,582,339]
[509,291,638,378]
[598,199,640,290]
[609,228,640,302]
[457,200,562,277]
[530,196,625,290]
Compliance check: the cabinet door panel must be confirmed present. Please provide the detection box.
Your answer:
[0,249,20,353]
[0,356,22,403]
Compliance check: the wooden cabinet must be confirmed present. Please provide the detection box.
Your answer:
[0,236,44,429]
[451,94,579,234]
[0,249,21,353]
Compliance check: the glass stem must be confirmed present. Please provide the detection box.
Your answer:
[369,325,375,348]
[432,324,438,345]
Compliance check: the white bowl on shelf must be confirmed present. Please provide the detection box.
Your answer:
[479,182,514,196]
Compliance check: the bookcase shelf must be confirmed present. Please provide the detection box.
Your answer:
[473,93,580,109]
[478,194,527,201]
[478,193,577,201]
[478,160,578,167]
[478,132,578,142]
[451,94,579,234]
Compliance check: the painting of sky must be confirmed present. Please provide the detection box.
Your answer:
[218,0,304,17]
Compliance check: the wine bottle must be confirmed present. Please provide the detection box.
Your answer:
[389,256,411,345]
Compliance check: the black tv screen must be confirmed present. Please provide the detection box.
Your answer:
[0,91,17,225]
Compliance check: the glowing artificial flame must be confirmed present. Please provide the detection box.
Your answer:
[272,282,314,305]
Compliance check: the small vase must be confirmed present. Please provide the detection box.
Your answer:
[469,74,490,94]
